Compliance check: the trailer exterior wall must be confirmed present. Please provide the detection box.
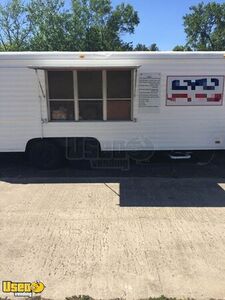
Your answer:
[0,52,225,152]
[0,67,42,151]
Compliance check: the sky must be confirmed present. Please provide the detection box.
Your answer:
[110,0,225,50]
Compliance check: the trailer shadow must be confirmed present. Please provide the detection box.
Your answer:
[1,152,225,207]
[118,178,225,207]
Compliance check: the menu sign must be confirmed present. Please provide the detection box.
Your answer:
[139,73,161,107]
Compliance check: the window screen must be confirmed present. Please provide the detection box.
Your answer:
[107,70,131,98]
[107,100,131,120]
[78,71,102,99]
[50,101,74,121]
[106,70,132,121]
[48,71,74,99]
[79,101,103,120]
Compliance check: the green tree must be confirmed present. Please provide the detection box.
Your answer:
[0,0,140,51]
[134,43,159,51]
[69,0,139,51]
[27,0,71,51]
[134,43,149,51]
[149,43,159,51]
[173,45,192,51]
[0,0,31,50]
[184,2,225,51]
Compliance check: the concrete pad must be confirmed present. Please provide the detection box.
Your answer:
[1,177,225,299]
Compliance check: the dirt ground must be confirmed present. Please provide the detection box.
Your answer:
[1,152,225,300]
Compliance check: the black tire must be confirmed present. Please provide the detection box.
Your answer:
[27,140,63,169]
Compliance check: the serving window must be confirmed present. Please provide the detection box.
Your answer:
[46,69,133,121]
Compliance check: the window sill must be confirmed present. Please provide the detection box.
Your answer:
[47,120,134,123]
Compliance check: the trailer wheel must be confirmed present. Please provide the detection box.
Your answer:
[27,140,63,169]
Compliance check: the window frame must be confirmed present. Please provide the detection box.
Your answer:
[45,68,134,122]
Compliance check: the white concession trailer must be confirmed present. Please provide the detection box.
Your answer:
[0,51,225,168]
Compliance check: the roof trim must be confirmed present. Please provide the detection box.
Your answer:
[0,51,223,61]
[28,64,141,70]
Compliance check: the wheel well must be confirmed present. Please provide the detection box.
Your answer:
[25,137,101,159]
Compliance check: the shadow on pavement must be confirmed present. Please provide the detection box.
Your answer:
[1,151,225,207]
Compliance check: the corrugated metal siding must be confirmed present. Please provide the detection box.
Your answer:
[0,53,225,151]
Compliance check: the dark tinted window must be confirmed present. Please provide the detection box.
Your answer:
[48,71,74,99]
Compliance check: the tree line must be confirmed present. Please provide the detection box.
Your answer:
[0,0,224,51]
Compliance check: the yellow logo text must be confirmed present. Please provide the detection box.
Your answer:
[2,281,45,297]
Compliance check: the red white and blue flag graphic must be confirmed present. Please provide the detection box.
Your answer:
[167,76,224,106]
